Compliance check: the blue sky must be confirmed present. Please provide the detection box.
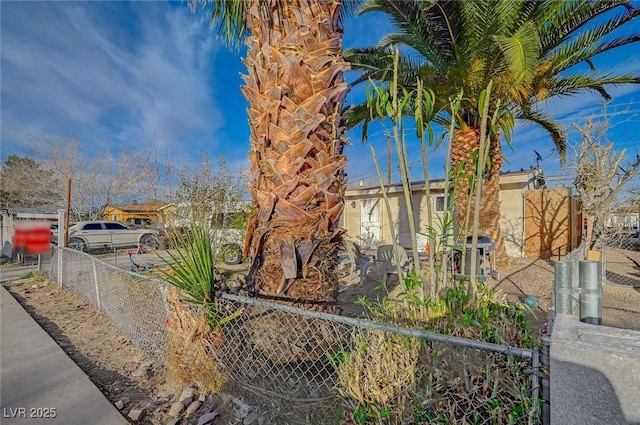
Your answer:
[1,1,639,193]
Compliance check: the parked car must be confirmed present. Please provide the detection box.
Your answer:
[158,225,244,265]
[54,221,160,252]
[213,227,245,265]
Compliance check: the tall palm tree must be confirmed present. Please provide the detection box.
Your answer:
[345,0,640,268]
[199,1,354,310]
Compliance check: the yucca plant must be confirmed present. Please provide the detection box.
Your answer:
[157,222,241,329]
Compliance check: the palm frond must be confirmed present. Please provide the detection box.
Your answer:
[539,0,633,53]
[493,21,540,84]
[208,0,248,49]
[550,33,640,75]
[361,0,457,74]
[516,107,567,162]
[549,73,640,100]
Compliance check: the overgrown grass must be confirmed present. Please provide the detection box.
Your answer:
[18,270,46,281]
[337,276,539,424]
[359,274,538,348]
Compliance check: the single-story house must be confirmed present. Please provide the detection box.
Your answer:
[104,203,163,227]
[342,169,582,259]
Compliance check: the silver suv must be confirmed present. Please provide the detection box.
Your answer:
[59,221,160,252]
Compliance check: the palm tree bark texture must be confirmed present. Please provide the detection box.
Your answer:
[450,128,509,269]
[241,0,349,311]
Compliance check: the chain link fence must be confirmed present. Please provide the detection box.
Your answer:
[48,247,169,360]
[47,247,540,424]
[206,295,538,425]
[603,232,640,288]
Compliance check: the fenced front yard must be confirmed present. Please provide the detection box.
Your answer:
[45,247,542,424]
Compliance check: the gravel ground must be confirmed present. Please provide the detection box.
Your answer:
[490,255,640,331]
[339,251,640,332]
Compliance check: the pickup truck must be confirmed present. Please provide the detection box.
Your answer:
[211,227,245,265]
[159,225,246,265]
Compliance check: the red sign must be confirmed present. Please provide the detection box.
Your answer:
[13,221,52,255]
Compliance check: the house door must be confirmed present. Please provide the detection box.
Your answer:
[360,199,380,249]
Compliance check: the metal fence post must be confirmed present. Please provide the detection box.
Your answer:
[57,210,65,288]
[92,257,102,312]
[554,261,572,315]
[601,248,607,286]
[532,346,540,419]
[579,260,602,325]
[540,334,551,425]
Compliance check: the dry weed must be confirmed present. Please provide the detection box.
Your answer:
[337,329,420,411]
[165,287,228,393]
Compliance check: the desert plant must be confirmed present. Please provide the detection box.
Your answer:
[336,329,421,423]
[157,222,241,329]
[363,54,496,298]
[165,286,230,393]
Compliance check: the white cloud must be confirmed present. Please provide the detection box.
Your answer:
[1,2,224,159]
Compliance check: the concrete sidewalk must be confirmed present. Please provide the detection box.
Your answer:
[1,285,127,425]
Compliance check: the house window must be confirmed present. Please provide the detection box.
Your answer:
[435,196,449,212]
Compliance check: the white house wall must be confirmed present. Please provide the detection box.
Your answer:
[343,171,539,258]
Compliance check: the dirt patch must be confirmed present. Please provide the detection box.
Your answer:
[3,279,241,425]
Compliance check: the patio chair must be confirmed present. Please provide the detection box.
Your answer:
[344,239,376,286]
[376,244,413,284]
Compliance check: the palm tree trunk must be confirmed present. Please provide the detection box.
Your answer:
[451,129,510,270]
[241,0,349,311]
[481,136,510,269]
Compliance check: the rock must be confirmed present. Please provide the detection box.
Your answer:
[132,365,148,378]
[179,386,196,402]
[196,411,219,425]
[132,360,154,377]
[169,401,185,418]
[115,400,124,410]
[185,400,201,416]
[182,397,193,408]
[31,284,40,289]
[155,396,171,405]
[198,394,207,402]
[128,408,144,421]
[243,412,259,425]
[233,398,250,420]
